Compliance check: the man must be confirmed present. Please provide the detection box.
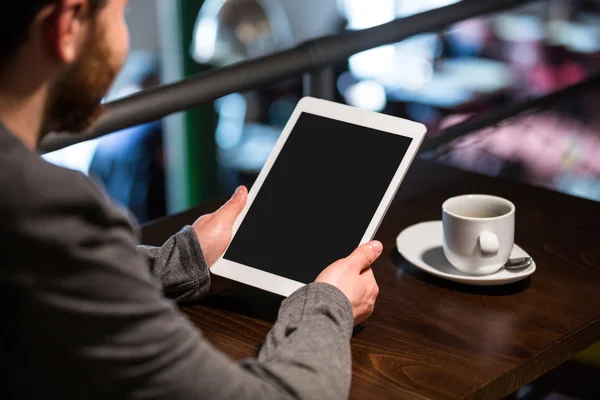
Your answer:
[0,1,381,399]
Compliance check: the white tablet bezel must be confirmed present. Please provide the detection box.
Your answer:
[211,97,427,297]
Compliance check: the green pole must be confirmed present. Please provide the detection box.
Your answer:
[157,0,218,213]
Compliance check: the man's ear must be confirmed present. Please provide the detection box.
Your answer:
[43,0,88,64]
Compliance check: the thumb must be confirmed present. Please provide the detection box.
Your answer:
[214,186,248,226]
[346,241,383,273]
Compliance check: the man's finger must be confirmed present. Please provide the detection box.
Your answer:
[214,186,248,226]
[346,241,383,272]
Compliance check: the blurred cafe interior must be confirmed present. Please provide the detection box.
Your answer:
[44,0,600,221]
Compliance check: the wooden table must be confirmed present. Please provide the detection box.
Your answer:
[141,159,600,400]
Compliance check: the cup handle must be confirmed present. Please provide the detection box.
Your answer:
[479,231,499,257]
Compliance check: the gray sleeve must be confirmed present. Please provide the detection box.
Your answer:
[246,283,354,399]
[137,226,211,303]
[27,173,355,400]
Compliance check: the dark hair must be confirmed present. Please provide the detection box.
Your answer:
[0,0,107,66]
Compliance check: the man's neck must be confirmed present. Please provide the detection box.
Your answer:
[0,49,55,151]
[0,85,48,151]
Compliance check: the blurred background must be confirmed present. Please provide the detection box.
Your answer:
[43,0,600,225]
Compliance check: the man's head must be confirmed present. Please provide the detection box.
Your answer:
[0,0,129,137]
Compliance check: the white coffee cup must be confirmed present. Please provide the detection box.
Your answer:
[442,195,515,275]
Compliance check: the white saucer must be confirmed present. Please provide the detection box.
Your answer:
[396,221,536,286]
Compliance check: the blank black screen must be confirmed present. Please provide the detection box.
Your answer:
[225,112,413,283]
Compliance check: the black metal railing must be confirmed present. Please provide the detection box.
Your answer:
[41,0,542,153]
[420,73,600,153]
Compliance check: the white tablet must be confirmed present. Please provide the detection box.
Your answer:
[211,97,427,296]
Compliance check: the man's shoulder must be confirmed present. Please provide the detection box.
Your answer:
[0,128,140,275]
[0,130,107,212]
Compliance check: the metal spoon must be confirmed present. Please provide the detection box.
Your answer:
[504,257,533,270]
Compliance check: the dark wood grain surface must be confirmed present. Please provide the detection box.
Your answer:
[141,159,600,400]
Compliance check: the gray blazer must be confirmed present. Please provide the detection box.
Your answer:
[0,123,354,399]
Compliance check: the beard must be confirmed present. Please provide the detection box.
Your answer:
[41,28,121,136]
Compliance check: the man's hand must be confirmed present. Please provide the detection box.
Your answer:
[193,186,248,267]
[316,241,382,325]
